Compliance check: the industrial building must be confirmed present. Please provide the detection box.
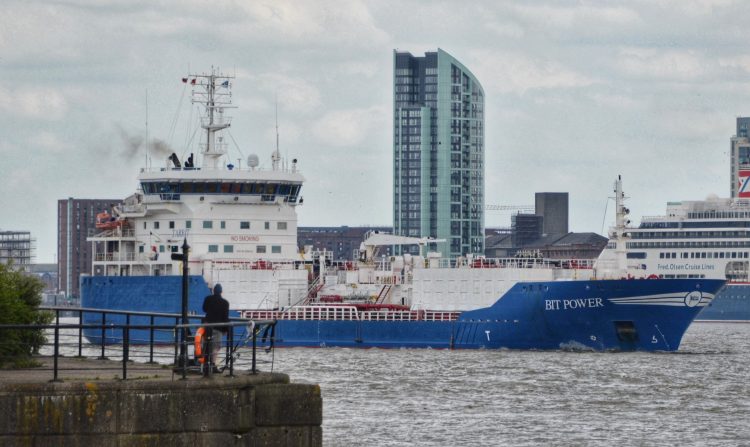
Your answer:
[57,198,121,298]
[0,230,34,272]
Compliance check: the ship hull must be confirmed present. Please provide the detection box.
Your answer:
[696,283,750,321]
[81,275,725,351]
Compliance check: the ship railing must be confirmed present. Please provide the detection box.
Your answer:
[140,165,301,175]
[1,306,277,382]
[210,259,304,271]
[360,310,460,322]
[243,306,360,321]
[423,256,596,270]
[94,252,140,262]
[89,228,137,239]
[242,307,462,322]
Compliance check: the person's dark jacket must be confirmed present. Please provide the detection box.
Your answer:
[203,293,229,332]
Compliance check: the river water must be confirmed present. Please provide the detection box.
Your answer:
[267,322,750,446]
[47,320,749,445]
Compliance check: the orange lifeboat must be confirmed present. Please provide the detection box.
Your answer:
[95,211,125,230]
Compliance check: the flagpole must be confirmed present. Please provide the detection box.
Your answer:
[145,88,150,169]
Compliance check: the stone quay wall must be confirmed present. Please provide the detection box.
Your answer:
[0,372,321,447]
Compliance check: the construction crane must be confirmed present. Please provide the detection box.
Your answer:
[485,204,534,213]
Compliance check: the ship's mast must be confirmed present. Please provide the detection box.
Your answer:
[189,68,235,169]
[272,97,281,171]
[611,174,630,239]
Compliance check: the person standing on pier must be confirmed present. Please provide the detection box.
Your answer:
[202,283,230,368]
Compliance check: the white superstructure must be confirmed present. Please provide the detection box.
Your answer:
[606,194,750,282]
[88,69,310,309]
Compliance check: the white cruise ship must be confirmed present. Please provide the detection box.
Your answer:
[606,196,750,320]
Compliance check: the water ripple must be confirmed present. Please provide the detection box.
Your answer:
[271,323,750,446]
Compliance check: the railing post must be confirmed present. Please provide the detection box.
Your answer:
[251,324,257,374]
[181,322,188,380]
[173,317,179,367]
[148,315,155,364]
[98,312,107,360]
[52,315,61,382]
[77,309,83,358]
[228,327,234,377]
[123,325,129,380]
[202,329,211,378]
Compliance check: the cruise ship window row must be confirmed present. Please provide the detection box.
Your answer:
[657,251,749,259]
[625,251,735,266]
[640,221,750,229]
[627,241,750,249]
[631,230,750,238]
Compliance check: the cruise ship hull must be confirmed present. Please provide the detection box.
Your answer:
[697,283,750,321]
[81,276,725,351]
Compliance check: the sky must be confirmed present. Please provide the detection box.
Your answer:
[1,0,748,263]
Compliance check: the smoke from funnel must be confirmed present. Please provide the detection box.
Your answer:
[150,139,174,158]
[115,125,144,159]
[113,125,177,161]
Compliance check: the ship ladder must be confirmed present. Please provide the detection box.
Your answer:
[375,285,392,304]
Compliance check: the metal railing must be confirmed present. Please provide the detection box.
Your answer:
[0,306,276,382]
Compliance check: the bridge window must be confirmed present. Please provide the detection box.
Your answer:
[257,245,267,253]
[224,245,234,253]
[240,221,250,229]
[272,246,281,254]
[203,221,213,229]
[208,245,218,253]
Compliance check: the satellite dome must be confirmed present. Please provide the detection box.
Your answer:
[247,154,259,168]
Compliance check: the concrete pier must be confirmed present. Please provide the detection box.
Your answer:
[0,357,322,446]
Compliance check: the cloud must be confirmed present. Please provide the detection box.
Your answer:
[0,86,68,120]
[512,3,641,28]
[312,105,389,148]
[237,72,322,115]
[469,50,597,94]
[29,131,71,154]
[587,92,644,110]
[233,1,390,47]
[718,55,750,75]
[645,0,737,16]
[616,48,709,81]
[483,20,525,39]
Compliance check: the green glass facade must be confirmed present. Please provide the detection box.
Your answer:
[393,49,485,258]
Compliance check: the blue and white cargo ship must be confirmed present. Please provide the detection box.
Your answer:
[81,71,725,351]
